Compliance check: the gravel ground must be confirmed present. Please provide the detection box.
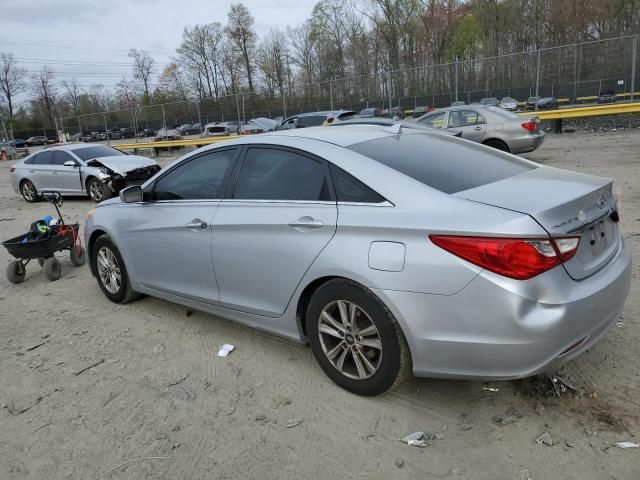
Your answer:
[1,131,639,480]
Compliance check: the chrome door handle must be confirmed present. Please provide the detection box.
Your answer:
[473,126,482,131]
[51,171,58,174]
[288,217,323,229]
[186,219,208,229]
[28,169,35,173]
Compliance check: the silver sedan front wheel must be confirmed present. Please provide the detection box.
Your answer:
[318,300,383,380]
[96,246,121,294]
[88,179,105,202]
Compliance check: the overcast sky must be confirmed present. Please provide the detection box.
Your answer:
[0,0,317,90]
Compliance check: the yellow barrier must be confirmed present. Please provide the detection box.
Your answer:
[116,135,244,151]
[517,101,640,120]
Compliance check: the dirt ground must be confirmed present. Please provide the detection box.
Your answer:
[1,130,639,480]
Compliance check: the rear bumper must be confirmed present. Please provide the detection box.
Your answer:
[509,131,545,154]
[374,238,631,379]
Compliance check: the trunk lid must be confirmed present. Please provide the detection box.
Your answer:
[455,166,620,280]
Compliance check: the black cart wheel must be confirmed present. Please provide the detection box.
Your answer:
[70,245,86,267]
[43,257,62,281]
[20,180,40,203]
[6,261,26,284]
[37,257,49,267]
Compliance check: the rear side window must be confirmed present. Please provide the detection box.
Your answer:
[347,134,535,194]
[329,164,385,203]
[234,147,330,201]
[153,148,236,200]
[33,151,54,165]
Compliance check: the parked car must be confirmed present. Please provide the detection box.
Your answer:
[240,118,278,134]
[137,128,156,138]
[108,129,122,140]
[451,101,466,107]
[120,127,136,139]
[84,125,630,396]
[96,132,108,141]
[358,108,383,118]
[278,110,358,129]
[525,96,540,110]
[597,90,617,104]
[25,136,47,146]
[499,97,518,111]
[413,106,435,115]
[536,97,559,110]
[381,106,404,119]
[203,122,239,137]
[416,105,544,153]
[10,144,161,203]
[155,129,182,141]
[480,97,499,107]
[11,139,26,148]
[178,123,202,136]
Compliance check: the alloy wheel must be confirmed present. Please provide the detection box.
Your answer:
[96,247,121,294]
[89,181,104,202]
[22,181,35,201]
[318,300,383,380]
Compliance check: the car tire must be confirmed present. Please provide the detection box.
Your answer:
[483,139,510,152]
[306,279,411,396]
[70,245,86,267]
[20,179,40,203]
[87,178,111,203]
[91,235,140,304]
[43,257,62,281]
[6,261,26,284]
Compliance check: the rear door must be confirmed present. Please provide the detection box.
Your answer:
[212,145,338,317]
[128,147,239,303]
[446,109,486,142]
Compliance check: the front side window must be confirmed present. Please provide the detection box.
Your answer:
[418,112,446,129]
[447,110,480,128]
[233,147,330,201]
[53,151,76,166]
[152,148,237,200]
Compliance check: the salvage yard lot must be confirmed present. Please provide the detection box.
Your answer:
[1,131,639,479]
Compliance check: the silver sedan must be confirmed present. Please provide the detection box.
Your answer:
[416,105,544,153]
[10,144,161,203]
[85,126,630,396]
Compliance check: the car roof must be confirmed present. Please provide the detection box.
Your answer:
[256,125,408,147]
[44,143,109,151]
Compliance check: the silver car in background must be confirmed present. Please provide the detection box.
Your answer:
[203,122,239,137]
[499,96,518,111]
[416,105,544,153]
[11,144,161,203]
[85,126,630,396]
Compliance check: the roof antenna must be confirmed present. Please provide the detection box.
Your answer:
[383,122,403,135]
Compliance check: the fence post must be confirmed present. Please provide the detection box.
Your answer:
[329,80,334,110]
[535,49,541,111]
[631,36,638,103]
[454,58,459,102]
[573,44,578,102]
[77,116,82,140]
[387,71,393,118]
[196,102,202,134]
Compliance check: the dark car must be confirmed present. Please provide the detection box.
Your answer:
[119,127,136,139]
[10,139,26,148]
[597,90,617,104]
[137,128,156,138]
[358,108,383,118]
[25,136,47,146]
[278,110,358,129]
[525,96,540,110]
[108,129,123,140]
[480,97,499,107]
[536,97,559,110]
[178,123,202,135]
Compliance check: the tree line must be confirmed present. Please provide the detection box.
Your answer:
[1,0,639,131]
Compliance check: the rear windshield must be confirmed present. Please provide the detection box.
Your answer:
[347,134,535,194]
[486,106,520,119]
[73,146,126,161]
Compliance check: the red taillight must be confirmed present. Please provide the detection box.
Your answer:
[429,235,580,280]
[521,121,538,133]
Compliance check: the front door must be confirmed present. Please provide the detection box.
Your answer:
[128,148,238,304]
[50,151,83,193]
[212,146,338,317]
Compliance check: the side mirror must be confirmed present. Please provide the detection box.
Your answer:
[64,160,78,167]
[120,185,143,203]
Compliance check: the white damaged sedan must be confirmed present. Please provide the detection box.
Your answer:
[10,144,161,203]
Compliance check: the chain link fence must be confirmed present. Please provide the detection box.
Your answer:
[10,35,640,142]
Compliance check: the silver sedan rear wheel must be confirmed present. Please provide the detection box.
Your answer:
[97,246,121,294]
[21,180,38,202]
[318,300,383,380]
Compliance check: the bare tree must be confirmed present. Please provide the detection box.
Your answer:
[88,84,112,111]
[61,78,82,114]
[256,30,289,97]
[128,49,155,104]
[31,67,57,127]
[158,63,190,101]
[226,3,257,94]
[0,53,28,121]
